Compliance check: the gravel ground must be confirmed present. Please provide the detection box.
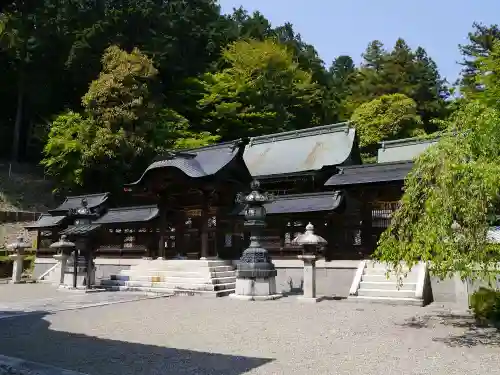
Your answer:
[0,292,498,375]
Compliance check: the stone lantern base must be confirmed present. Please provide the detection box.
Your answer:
[296,254,325,303]
[230,277,282,301]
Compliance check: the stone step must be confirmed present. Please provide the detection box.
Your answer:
[102,280,235,292]
[347,295,424,306]
[361,274,417,283]
[124,265,235,274]
[357,288,416,299]
[363,267,412,276]
[359,281,416,291]
[121,275,236,285]
[102,285,235,297]
[121,270,236,279]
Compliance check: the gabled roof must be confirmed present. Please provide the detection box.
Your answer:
[377,136,439,163]
[128,140,248,186]
[234,191,343,215]
[325,161,413,187]
[24,214,66,229]
[49,193,109,214]
[243,123,356,178]
[93,205,159,224]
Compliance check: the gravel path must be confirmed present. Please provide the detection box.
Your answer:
[0,294,498,375]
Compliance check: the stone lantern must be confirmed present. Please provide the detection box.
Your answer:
[292,223,327,302]
[231,180,282,300]
[50,235,75,287]
[7,236,31,284]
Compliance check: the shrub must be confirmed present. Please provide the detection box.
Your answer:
[469,287,500,323]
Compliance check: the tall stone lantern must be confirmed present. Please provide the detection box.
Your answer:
[292,223,327,302]
[230,180,282,300]
[50,235,75,287]
[7,236,31,284]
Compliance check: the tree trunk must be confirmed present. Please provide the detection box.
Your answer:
[11,68,25,162]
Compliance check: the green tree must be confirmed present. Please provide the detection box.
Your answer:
[350,93,423,161]
[374,41,500,281]
[198,39,322,140]
[459,22,500,93]
[42,46,217,193]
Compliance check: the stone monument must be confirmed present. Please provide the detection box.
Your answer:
[7,236,30,283]
[292,223,327,303]
[230,180,282,300]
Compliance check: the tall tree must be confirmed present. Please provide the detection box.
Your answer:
[375,41,500,281]
[459,22,500,93]
[198,39,322,140]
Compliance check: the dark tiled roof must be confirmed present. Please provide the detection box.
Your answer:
[60,224,101,236]
[94,206,159,224]
[50,193,109,213]
[325,161,413,187]
[234,191,343,215]
[243,123,356,177]
[24,214,66,229]
[129,141,245,185]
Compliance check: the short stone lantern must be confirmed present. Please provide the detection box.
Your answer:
[7,236,31,284]
[50,235,75,287]
[292,223,327,303]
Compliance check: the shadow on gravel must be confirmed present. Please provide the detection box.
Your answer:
[398,312,500,348]
[0,310,273,375]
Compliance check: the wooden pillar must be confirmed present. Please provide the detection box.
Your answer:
[158,207,167,259]
[200,191,209,259]
[176,211,185,256]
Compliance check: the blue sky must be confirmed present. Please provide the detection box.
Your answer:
[219,0,500,84]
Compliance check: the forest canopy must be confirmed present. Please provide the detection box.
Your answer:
[0,1,495,196]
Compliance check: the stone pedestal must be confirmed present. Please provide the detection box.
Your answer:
[53,254,69,285]
[231,277,282,300]
[298,254,324,303]
[9,254,25,284]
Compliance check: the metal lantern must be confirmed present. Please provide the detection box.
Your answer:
[293,223,327,255]
[234,180,277,279]
[7,236,31,255]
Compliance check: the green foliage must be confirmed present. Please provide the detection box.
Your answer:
[350,93,423,149]
[198,39,322,139]
[42,46,217,192]
[470,287,500,323]
[375,101,500,280]
[375,40,500,281]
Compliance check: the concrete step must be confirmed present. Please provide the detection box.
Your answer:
[102,285,234,297]
[361,274,417,283]
[102,279,235,292]
[126,275,236,284]
[124,265,235,274]
[347,295,424,306]
[363,267,411,275]
[357,288,416,298]
[121,270,236,279]
[359,281,416,291]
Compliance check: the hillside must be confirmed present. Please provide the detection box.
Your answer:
[0,162,56,250]
[0,162,56,212]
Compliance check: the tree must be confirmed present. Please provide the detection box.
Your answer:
[374,41,500,281]
[350,94,423,161]
[327,55,356,121]
[42,46,217,193]
[459,22,500,93]
[348,39,448,130]
[198,39,322,140]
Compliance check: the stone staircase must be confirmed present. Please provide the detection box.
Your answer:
[98,259,236,297]
[348,261,430,306]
